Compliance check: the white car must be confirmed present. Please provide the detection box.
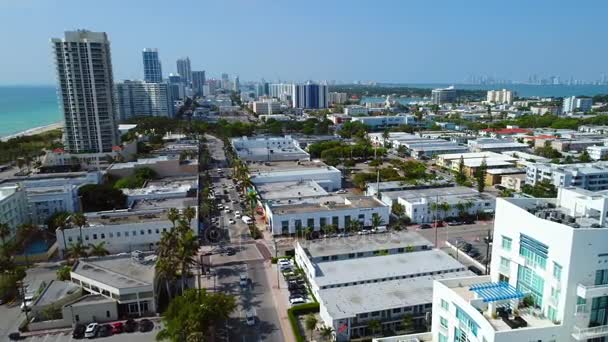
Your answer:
[289,297,305,305]
[84,322,99,338]
[229,219,236,224]
[20,299,32,312]
[235,213,242,219]
[245,309,256,326]
[336,189,347,194]
[278,258,292,267]
[224,208,231,213]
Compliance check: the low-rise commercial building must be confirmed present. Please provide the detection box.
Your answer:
[500,173,527,191]
[294,232,473,341]
[122,177,197,206]
[106,155,198,178]
[351,115,416,130]
[265,195,389,235]
[56,197,197,254]
[0,185,29,239]
[485,168,526,186]
[344,105,368,116]
[587,145,608,161]
[526,161,608,191]
[365,180,453,197]
[249,160,341,191]
[231,136,310,162]
[381,186,495,223]
[549,138,607,153]
[252,100,281,114]
[256,180,328,201]
[468,138,529,153]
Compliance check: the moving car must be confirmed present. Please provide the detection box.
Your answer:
[84,323,99,339]
[72,324,86,339]
[289,296,306,305]
[245,309,256,326]
[139,319,154,332]
[97,324,111,337]
[20,299,32,312]
[228,219,236,224]
[110,322,124,334]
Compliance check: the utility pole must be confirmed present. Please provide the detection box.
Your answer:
[274,236,280,289]
[484,230,493,275]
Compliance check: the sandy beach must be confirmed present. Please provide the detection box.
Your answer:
[0,122,63,142]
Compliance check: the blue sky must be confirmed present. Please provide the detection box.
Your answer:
[1,0,606,85]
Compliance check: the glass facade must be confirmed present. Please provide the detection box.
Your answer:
[517,265,545,307]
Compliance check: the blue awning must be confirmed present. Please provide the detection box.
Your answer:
[469,282,525,303]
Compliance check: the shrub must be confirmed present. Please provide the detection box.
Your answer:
[287,303,320,342]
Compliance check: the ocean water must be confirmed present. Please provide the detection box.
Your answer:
[0,85,61,137]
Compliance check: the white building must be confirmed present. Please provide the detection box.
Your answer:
[52,30,119,153]
[402,187,608,342]
[431,86,456,105]
[486,89,514,105]
[382,186,495,223]
[328,92,348,105]
[106,155,198,178]
[0,185,29,239]
[265,195,389,235]
[468,138,529,153]
[269,83,294,100]
[351,115,416,129]
[252,100,281,115]
[563,96,593,114]
[70,252,158,316]
[526,161,608,191]
[56,198,197,255]
[294,232,472,341]
[115,80,170,120]
[344,105,368,116]
[249,161,342,192]
[231,136,310,162]
[587,145,608,161]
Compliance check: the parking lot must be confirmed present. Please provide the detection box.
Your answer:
[23,328,160,342]
[277,258,313,307]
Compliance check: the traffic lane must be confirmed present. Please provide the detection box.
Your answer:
[23,328,161,342]
[0,303,24,341]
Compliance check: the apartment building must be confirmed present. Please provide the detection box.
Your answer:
[526,161,608,191]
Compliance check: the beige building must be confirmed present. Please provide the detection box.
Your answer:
[486,89,513,104]
[501,173,527,191]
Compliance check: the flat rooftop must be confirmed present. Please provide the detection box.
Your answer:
[68,294,115,307]
[383,186,493,205]
[33,280,80,307]
[367,180,453,192]
[250,165,340,181]
[122,177,197,197]
[247,160,334,173]
[256,180,328,200]
[85,197,196,226]
[438,151,508,161]
[72,254,156,289]
[314,249,467,288]
[320,270,474,319]
[268,195,387,215]
[108,156,177,170]
[0,185,18,201]
[299,231,433,258]
[485,168,526,175]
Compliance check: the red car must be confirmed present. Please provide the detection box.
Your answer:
[111,322,124,334]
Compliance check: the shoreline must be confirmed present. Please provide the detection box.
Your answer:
[1,122,63,142]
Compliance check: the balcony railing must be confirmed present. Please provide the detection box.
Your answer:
[572,324,608,340]
[577,283,608,299]
[499,264,510,274]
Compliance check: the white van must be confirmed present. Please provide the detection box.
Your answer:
[242,216,253,225]
[373,226,387,234]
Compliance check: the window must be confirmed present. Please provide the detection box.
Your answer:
[100,233,105,239]
[455,306,478,336]
[595,269,608,286]
[106,310,110,318]
[281,221,289,229]
[392,308,401,314]
[332,216,339,226]
[359,313,368,318]
[344,215,351,225]
[440,299,449,310]
[551,287,560,303]
[148,229,152,234]
[547,306,557,321]
[553,262,562,280]
[440,316,448,328]
[92,234,97,240]
[519,234,548,270]
[140,230,145,235]
[75,315,80,322]
[438,333,447,342]
[397,248,405,253]
[68,237,73,242]
[320,218,327,227]
[125,231,129,237]
[307,218,314,228]
[348,253,355,259]
[500,257,510,271]
[295,220,302,230]
[155,229,159,234]
[322,256,329,261]
[501,236,512,251]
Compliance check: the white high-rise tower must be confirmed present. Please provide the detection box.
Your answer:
[51,30,119,153]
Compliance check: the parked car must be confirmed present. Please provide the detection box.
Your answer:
[97,324,112,337]
[226,247,236,256]
[336,189,347,194]
[372,226,387,233]
[84,323,99,339]
[139,319,154,332]
[289,289,308,297]
[124,319,138,333]
[228,219,236,224]
[110,322,124,334]
[240,273,249,287]
[72,324,86,339]
[420,223,432,229]
[277,258,291,267]
[245,309,256,326]
[20,299,32,312]
[289,296,306,305]
[447,220,463,226]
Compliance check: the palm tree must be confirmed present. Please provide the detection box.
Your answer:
[167,208,180,228]
[319,325,334,341]
[53,215,70,259]
[371,214,385,231]
[182,206,196,227]
[402,313,414,332]
[88,242,109,257]
[304,314,318,342]
[71,213,87,243]
[455,202,467,218]
[246,191,258,218]
[0,222,11,244]
[156,256,176,301]
[176,229,198,294]
[439,202,451,220]
[56,265,72,281]
[430,202,439,221]
[66,241,88,261]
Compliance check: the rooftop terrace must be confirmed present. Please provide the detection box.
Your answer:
[72,254,156,289]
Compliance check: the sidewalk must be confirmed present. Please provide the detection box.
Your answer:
[263,260,296,342]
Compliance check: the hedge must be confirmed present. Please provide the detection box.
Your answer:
[287,302,320,342]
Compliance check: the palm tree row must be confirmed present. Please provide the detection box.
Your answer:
[156,208,199,300]
[65,241,110,261]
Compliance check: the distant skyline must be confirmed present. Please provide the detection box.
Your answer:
[1,0,607,85]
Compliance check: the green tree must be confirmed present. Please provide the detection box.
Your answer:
[304,314,318,342]
[156,289,236,342]
[167,208,180,228]
[455,155,467,185]
[402,313,414,332]
[371,214,385,230]
[475,157,487,193]
[66,241,88,261]
[56,265,72,281]
[71,212,87,243]
[392,202,405,218]
[79,184,127,212]
[367,319,381,336]
[88,242,109,257]
[0,223,10,244]
[580,150,592,163]
[319,325,334,341]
